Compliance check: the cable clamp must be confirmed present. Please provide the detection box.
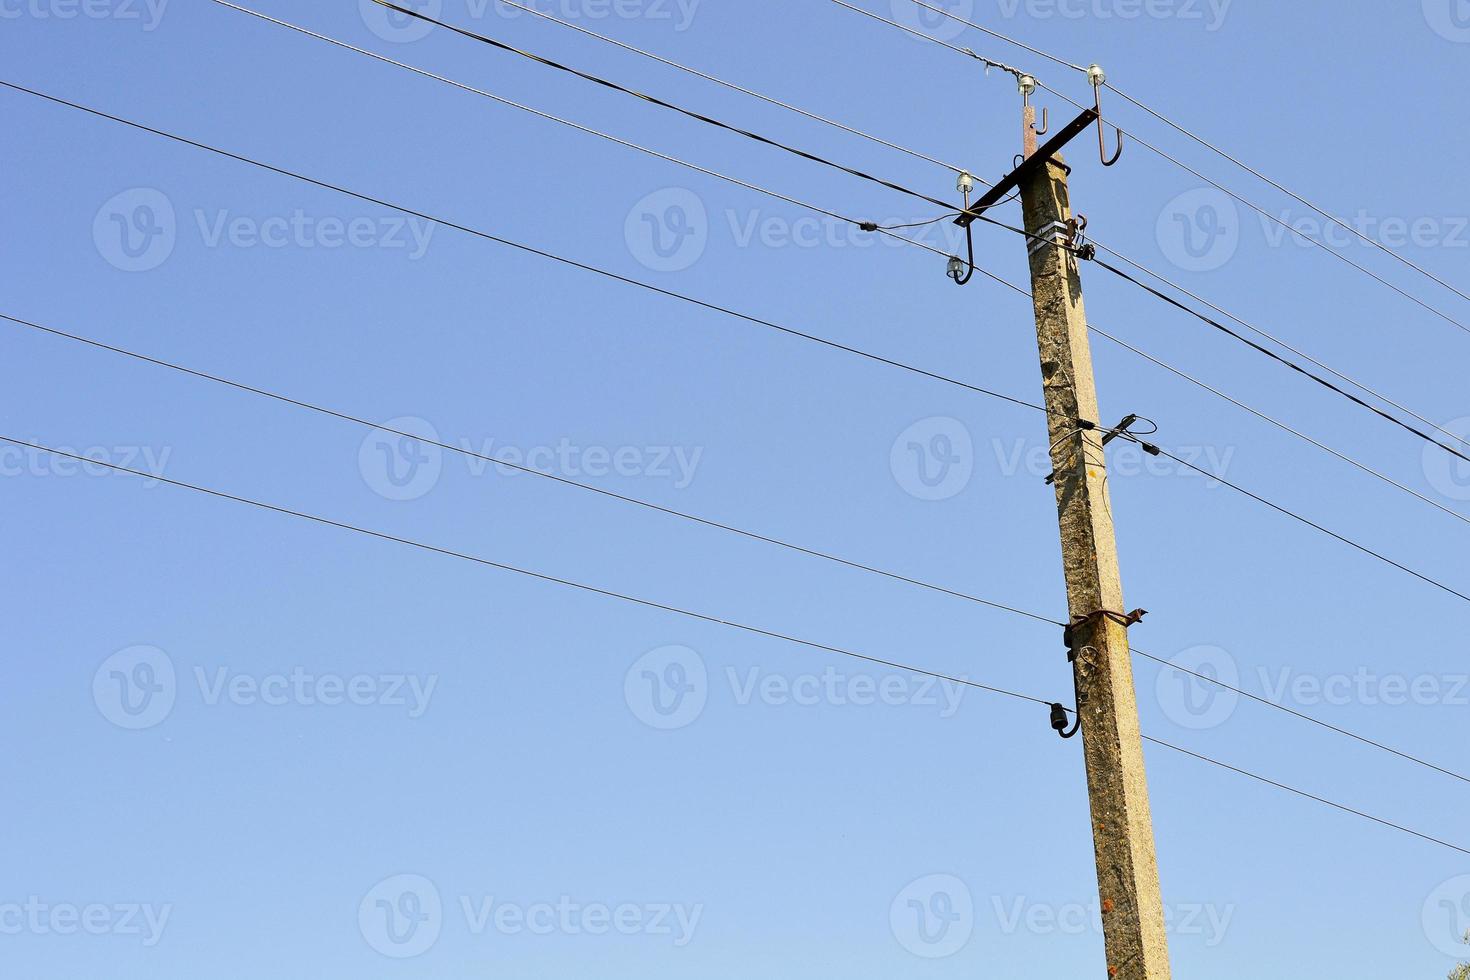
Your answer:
[1062,609,1147,651]
[1044,413,1157,485]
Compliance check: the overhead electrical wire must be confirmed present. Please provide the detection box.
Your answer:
[210,4,1014,279]
[1103,83,1470,310]
[7,306,1467,784]
[0,79,1053,419]
[1156,446,1470,604]
[363,0,963,214]
[1029,77,1470,337]
[1088,254,1470,467]
[6,434,1465,856]
[889,0,1470,316]
[230,0,1470,479]
[898,0,1088,73]
[1129,648,1470,786]
[481,0,977,178]
[10,76,1466,606]
[1085,323,1470,529]
[0,310,1056,627]
[1088,239,1470,456]
[832,0,1470,335]
[827,0,1032,78]
[9,57,1467,832]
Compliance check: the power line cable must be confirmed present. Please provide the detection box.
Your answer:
[0,311,1058,628]
[485,0,977,178]
[954,236,1470,530]
[212,5,1011,278]
[1130,648,1470,786]
[10,306,1469,784]
[11,77,1465,607]
[1088,254,1470,467]
[832,0,1470,335]
[893,0,1470,314]
[362,0,962,214]
[827,0,1032,78]
[0,79,1057,420]
[1088,240,1470,456]
[1105,82,1470,310]
[872,0,1470,324]
[1155,446,1470,604]
[898,0,1087,72]
[1141,734,1470,857]
[1029,77,1470,338]
[6,434,1465,856]
[1086,323,1470,530]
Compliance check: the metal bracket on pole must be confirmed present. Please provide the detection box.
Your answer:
[954,106,1099,229]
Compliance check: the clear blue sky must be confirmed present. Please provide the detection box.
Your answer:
[3,1,1468,977]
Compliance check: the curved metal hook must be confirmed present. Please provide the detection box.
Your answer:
[1030,105,1050,137]
[1089,68,1123,167]
[950,221,976,287]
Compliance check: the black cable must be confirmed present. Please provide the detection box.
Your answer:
[11,79,1470,781]
[1142,735,1470,857]
[1090,256,1470,468]
[1155,447,1470,605]
[1130,647,1470,786]
[371,0,967,216]
[0,80,1060,424]
[0,310,1060,629]
[11,307,1469,785]
[6,433,1056,704]
[7,434,1466,857]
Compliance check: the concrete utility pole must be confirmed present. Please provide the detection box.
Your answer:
[1016,83,1173,979]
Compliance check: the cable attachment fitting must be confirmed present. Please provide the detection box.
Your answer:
[859,221,879,232]
[1043,413,1159,485]
[1066,215,1096,261]
[1062,609,1148,651]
